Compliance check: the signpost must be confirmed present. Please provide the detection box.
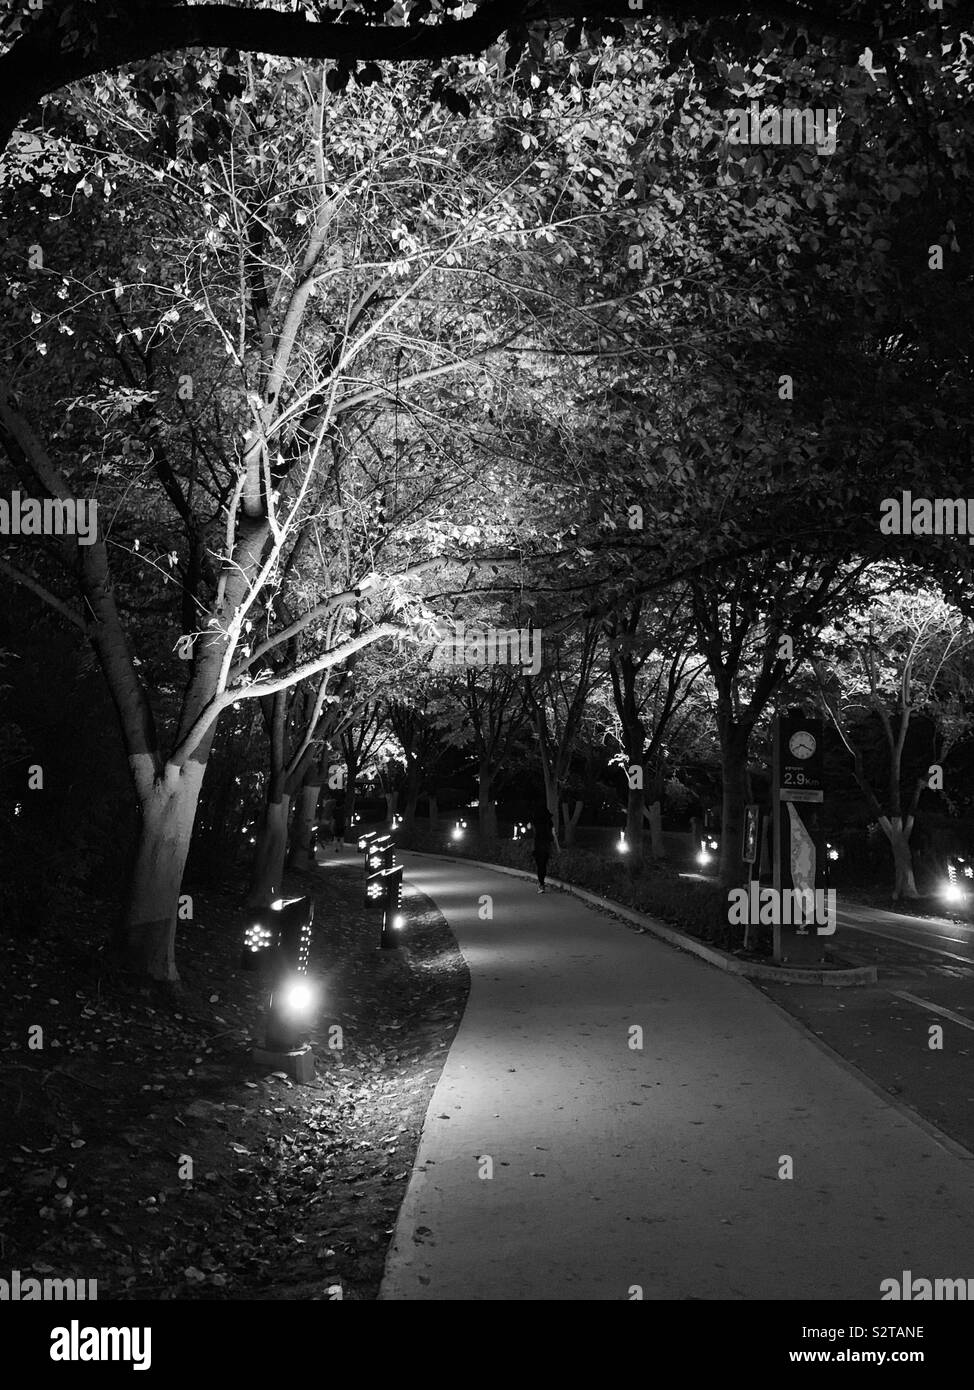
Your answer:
[773,710,828,964]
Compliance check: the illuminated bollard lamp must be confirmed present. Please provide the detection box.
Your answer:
[364,861,405,949]
[241,895,317,1084]
[379,864,405,950]
[942,855,973,908]
[366,833,394,875]
[357,828,378,855]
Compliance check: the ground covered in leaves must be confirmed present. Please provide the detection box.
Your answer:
[0,856,468,1300]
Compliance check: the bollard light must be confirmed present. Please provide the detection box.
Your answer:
[942,860,967,906]
[697,834,718,866]
[380,864,405,949]
[240,895,316,1053]
[618,831,628,853]
[366,834,394,874]
[357,828,377,854]
[365,867,386,909]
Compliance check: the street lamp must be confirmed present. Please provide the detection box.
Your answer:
[618,830,628,853]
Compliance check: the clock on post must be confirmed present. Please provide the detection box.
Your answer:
[773,710,828,963]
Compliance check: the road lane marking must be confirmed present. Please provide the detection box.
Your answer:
[889,991,974,1032]
[837,916,974,966]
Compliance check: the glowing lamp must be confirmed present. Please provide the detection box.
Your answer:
[240,895,316,1052]
[380,865,405,950]
[366,834,394,874]
[279,976,317,1015]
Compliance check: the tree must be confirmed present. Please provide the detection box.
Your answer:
[521,618,602,845]
[3,1,969,159]
[441,662,528,840]
[814,581,974,900]
[602,590,705,865]
[3,54,589,977]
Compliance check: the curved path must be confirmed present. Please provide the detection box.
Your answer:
[379,854,974,1301]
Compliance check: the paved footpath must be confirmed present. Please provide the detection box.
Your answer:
[379,854,974,1301]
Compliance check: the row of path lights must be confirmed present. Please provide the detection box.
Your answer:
[239,819,410,1083]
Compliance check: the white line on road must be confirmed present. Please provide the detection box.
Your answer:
[837,915,974,967]
[889,991,974,1032]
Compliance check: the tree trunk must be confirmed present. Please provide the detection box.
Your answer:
[625,782,646,863]
[343,778,357,840]
[123,762,206,982]
[886,819,919,900]
[561,799,582,847]
[718,731,750,886]
[385,790,399,823]
[647,799,665,859]
[402,777,420,830]
[248,794,291,907]
[478,764,497,840]
[289,779,322,870]
[428,794,438,830]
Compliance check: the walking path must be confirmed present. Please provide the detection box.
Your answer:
[379,854,974,1301]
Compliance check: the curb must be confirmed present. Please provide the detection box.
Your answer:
[399,848,878,987]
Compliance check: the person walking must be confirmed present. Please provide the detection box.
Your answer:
[332,803,346,851]
[530,802,554,893]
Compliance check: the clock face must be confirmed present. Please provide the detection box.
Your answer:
[788,731,817,760]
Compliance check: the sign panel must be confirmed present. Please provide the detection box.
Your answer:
[742,804,759,865]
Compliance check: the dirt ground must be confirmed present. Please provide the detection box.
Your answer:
[0,857,468,1300]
